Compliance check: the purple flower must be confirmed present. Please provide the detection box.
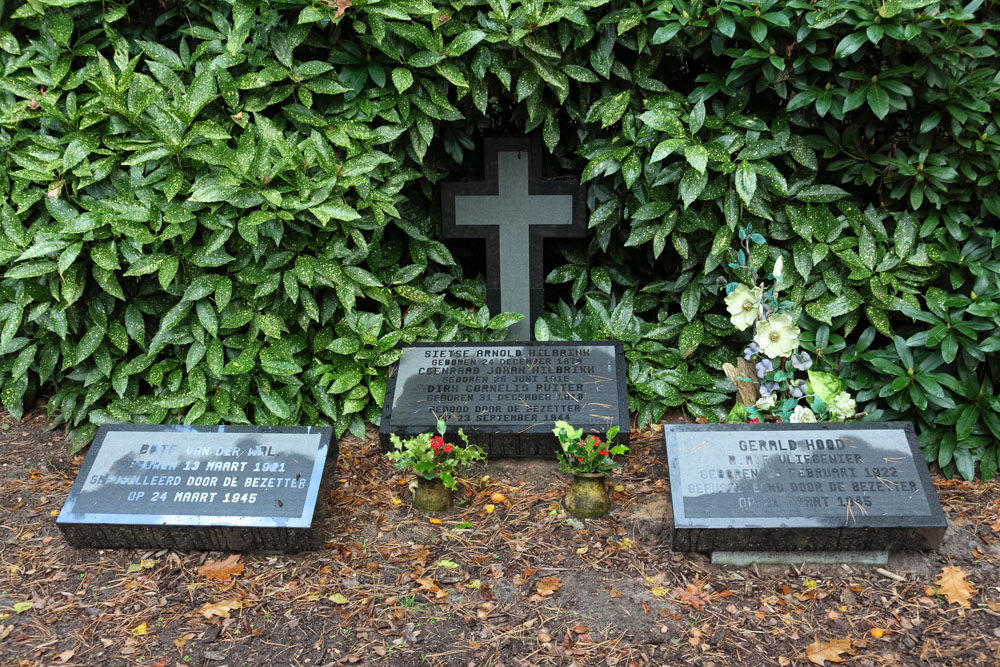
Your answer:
[791,351,813,371]
[743,343,759,360]
[789,380,808,398]
[754,359,773,379]
[759,381,780,397]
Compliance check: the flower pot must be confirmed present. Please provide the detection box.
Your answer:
[564,473,610,518]
[412,476,451,512]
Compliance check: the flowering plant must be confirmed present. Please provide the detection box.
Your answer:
[386,419,486,490]
[553,421,626,475]
[723,224,860,424]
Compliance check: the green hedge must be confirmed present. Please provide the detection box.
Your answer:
[0,0,997,480]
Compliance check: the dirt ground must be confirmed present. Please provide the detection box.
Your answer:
[1,409,998,667]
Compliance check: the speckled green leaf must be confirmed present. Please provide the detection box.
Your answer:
[678,320,703,354]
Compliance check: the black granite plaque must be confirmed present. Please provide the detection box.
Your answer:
[57,425,335,552]
[379,341,629,457]
[665,422,946,552]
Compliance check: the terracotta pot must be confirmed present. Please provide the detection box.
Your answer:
[564,473,610,518]
[412,476,451,512]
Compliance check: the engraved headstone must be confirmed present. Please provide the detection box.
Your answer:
[379,342,628,457]
[57,425,335,552]
[664,423,946,552]
[441,137,585,341]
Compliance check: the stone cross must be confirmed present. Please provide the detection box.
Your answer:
[441,138,585,340]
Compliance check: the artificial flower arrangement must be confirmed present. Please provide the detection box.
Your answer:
[722,224,860,424]
[553,421,626,475]
[386,419,486,490]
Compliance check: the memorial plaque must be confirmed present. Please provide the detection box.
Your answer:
[379,341,628,457]
[58,425,335,552]
[665,422,947,552]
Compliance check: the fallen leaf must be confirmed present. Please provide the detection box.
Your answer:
[428,518,442,524]
[477,602,495,619]
[491,492,506,503]
[132,623,147,636]
[485,504,495,514]
[329,593,348,605]
[12,601,32,614]
[196,598,244,620]
[870,628,885,638]
[570,624,588,634]
[650,587,667,597]
[935,566,976,607]
[56,649,75,662]
[537,631,551,642]
[198,554,244,582]
[391,497,401,506]
[607,587,623,598]
[674,584,710,610]
[806,637,853,665]
[535,576,562,598]
[465,579,481,589]
[436,560,459,569]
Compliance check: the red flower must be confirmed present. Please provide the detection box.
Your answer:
[430,436,444,450]
[748,418,760,424]
[443,444,452,454]
[576,456,583,462]
[593,436,602,446]
[599,449,609,456]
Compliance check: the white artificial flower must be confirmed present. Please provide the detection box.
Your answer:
[754,394,777,411]
[789,405,817,423]
[753,313,800,358]
[828,391,857,421]
[725,284,763,331]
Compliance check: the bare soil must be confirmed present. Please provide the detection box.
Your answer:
[1,409,998,666]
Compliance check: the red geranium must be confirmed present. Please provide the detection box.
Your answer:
[748,418,760,424]
[443,444,452,454]
[599,449,609,456]
[430,436,444,450]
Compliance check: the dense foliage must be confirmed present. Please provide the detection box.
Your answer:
[0,0,997,479]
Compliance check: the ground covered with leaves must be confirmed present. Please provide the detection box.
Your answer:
[1,410,999,667]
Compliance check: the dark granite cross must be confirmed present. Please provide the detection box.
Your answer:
[441,138,585,340]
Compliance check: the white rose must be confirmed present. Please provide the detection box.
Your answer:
[789,405,817,423]
[754,394,777,411]
[725,284,763,331]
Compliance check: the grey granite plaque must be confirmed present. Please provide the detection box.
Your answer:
[379,342,629,457]
[57,425,335,552]
[665,422,946,552]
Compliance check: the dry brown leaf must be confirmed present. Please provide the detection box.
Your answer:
[537,631,551,643]
[935,566,976,607]
[334,0,351,19]
[806,637,853,665]
[477,602,495,620]
[197,554,244,582]
[196,598,244,620]
[535,576,562,597]
[570,624,588,634]
[674,583,710,610]
[56,649,75,662]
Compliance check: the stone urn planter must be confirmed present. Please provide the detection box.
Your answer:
[564,473,611,519]
[411,476,452,512]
